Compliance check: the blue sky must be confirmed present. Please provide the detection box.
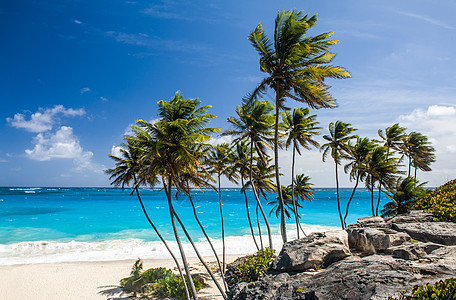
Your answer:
[1,0,456,187]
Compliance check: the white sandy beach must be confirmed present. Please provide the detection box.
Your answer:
[0,255,240,300]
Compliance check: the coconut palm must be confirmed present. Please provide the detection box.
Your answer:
[381,176,425,217]
[321,121,357,228]
[225,99,275,248]
[399,132,435,178]
[343,137,375,227]
[378,123,407,157]
[283,107,320,238]
[205,143,237,280]
[106,139,190,300]
[135,92,225,299]
[248,9,351,242]
[268,185,303,220]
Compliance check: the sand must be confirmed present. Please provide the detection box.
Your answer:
[0,255,241,300]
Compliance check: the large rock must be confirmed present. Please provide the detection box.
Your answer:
[272,230,350,272]
[390,242,442,260]
[392,222,456,245]
[386,210,435,224]
[347,227,411,253]
[352,216,389,228]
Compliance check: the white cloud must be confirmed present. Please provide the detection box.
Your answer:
[111,145,123,158]
[100,96,109,102]
[208,135,233,146]
[397,11,456,30]
[6,105,85,133]
[73,19,82,24]
[80,87,91,94]
[25,126,104,173]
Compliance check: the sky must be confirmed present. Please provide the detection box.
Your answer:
[1,0,455,188]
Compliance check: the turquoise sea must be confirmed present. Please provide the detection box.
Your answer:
[0,187,387,265]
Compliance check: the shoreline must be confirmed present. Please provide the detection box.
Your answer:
[0,255,241,300]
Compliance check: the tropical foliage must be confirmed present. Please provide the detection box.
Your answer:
[227,248,275,285]
[413,179,456,222]
[380,177,425,217]
[388,278,456,300]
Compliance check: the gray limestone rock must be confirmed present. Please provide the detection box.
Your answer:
[347,227,411,253]
[392,222,456,245]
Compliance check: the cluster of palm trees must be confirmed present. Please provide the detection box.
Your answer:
[105,9,435,300]
[322,122,435,228]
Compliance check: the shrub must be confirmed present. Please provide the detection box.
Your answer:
[228,248,275,285]
[413,179,456,222]
[120,258,203,299]
[389,278,456,299]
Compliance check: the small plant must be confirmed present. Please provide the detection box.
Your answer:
[296,288,304,294]
[120,258,203,299]
[413,178,456,222]
[230,248,275,284]
[388,278,456,299]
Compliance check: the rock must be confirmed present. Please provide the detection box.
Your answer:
[390,242,442,260]
[353,216,388,228]
[392,222,456,245]
[347,227,411,253]
[272,230,350,272]
[386,210,435,224]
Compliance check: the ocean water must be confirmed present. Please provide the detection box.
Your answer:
[0,187,387,265]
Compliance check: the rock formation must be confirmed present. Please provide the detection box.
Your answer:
[229,211,456,300]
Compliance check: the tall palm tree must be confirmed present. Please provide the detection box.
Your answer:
[225,99,275,248]
[205,143,237,281]
[268,185,303,220]
[321,121,357,228]
[343,137,375,227]
[364,145,401,216]
[400,132,436,178]
[248,9,351,242]
[283,107,320,238]
[106,140,190,300]
[136,92,225,299]
[378,123,407,157]
[381,176,425,217]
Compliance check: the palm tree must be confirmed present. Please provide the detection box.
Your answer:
[378,123,407,157]
[225,99,275,248]
[268,185,303,220]
[400,132,436,178]
[381,176,425,217]
[205,143,237,281]
[248,10,351,242]
[364,145,401,216]
[321,121,357,228]
[135,92,225,299]
[343,137,375,227]
[283,107,320,238]
[106,140,190,300]
[292,174,314,236]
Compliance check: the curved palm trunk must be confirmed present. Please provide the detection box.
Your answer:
[217,173,226,285]
[343,174,359,228]
[291,142,300,239]
[185,187,227,291]
[369,176,375,216]
[408,156,412,177]
[164,179,198,299]
[241,177,259,251]
[255,203,264,249]
[274,90,287,243]
[376,184,382,216]
[173,212,227,299]
[414,167,417,179]
[334,162,344,229]
[134,186,190,300]
[249,141,273,249]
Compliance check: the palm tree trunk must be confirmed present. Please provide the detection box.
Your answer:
[255,203,263,249]
[343,174,359,228]
[376,183,382,216]
[249,141,273,249]
[335,162,344,229]
[241,177,259,250]
[370,176,375,216]
[408,156,411,177]
[134,185,190,300]
[164,179,198,299]
[217,173,226,285]
[185,185,227,291]
[414,167,417,179]
[291,142,300,239]
[274,88,287,243]
[173,212,227,299]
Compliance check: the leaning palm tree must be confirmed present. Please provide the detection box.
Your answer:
[248,9,351,242]
[321,121,357,228]
[283,107,320,238]
[106,139,190,300]
[136,92,225,299]
[225,99,275,248]
[343,137,375,227]
[381,176,425,217]
[399,132,435,178]
[378,123,407,157]
[292,174,314,236]
[205,143,238,280]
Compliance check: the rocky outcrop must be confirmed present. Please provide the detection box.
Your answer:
[229,211,456,300]
[272,230,351,272]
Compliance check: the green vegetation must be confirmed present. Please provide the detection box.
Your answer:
[120,259,203,299]
[230,248,275,285]
[381,177,425,217]
[388,278,456,299]
[413,179,456,222]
